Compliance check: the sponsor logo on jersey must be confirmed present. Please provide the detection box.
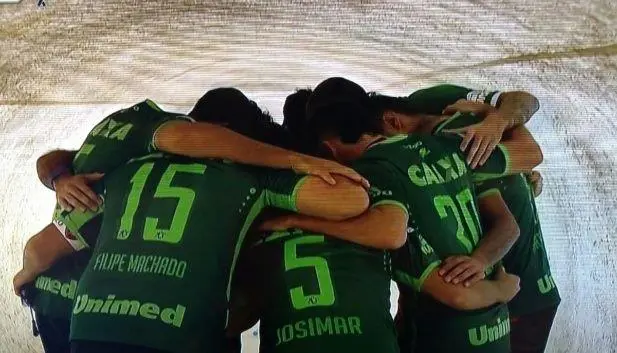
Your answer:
[73,294,186,328]
[407,152,468,187]
[537,274,557,294]
[35,277,78,300]
[468,316,510,346]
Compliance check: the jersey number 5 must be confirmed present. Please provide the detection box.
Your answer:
[284,235,335,310]
[117,162,206,244]
[433,188,480,253]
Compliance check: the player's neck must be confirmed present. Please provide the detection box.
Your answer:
[416,115,448,133]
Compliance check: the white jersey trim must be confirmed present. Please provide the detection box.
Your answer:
[52,219,87,251]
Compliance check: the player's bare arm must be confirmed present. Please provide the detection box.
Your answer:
[155,121,369,188]
[260,204,407,250]
[439,193,520,287]
[13,224,76,296]
[500,125,544,174]
[442,91,540,168]
[422,266,520,311]
[293,175,369,221]
[37,150,103,212]
[36,149,75,189]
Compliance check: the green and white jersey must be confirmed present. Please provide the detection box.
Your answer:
[56,154,308,353]
[437,110,561,317]
[406,84,503,115]
[355,133,513,353]
[246,229,398,353]
[33,100,190,321]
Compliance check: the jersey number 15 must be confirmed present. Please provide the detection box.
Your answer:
[117,162,207,244]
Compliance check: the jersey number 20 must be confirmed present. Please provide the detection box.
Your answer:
[433,188,481,253]
[117,162,206,244]
[284,235,335,310]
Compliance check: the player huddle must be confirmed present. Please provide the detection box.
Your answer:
[13,77,560,353]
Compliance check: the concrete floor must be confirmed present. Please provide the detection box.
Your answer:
[1,1,616,352]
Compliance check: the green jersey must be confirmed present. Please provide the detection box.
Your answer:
[72,99,193,173]
[32,100,190,321]
[406,84,503,115]
[245,229,398,353]
[437,110,561,317]
[56,154,307,353]
[476,175,560,316]
[353,133,513,353]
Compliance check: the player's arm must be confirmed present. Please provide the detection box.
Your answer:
[470,126,543,180]
[36,149,103,212]
[494,91,540,128]
[36,149,76,190]
[295,176,369,220]
[261,204,407,250]
[422,266,520,310]
[499,125,544,174]
[154,121,368,187]
[13,200,102,296]
[13,224,76,296]
[395,233,519,310]
[433,86,539,168]
[261,161,408,249]
[439,192,519,286]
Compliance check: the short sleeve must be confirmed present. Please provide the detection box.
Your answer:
[471,144,511,181]
[474,178,504,199]
[258,169,309,212]
[146,117,194,153]
[407,84,503,115]
[351,159,409,216]
[392,232,442,292]
[51,181,105,250]
[435,132,511,182]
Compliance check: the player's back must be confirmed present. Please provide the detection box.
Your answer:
[70,154,292,353]
[72,99,192,173]
[436,111,561,317]
[358,133,511,353]
[28,100,189,324]
[248,229,398,353]
[360,133,483,258]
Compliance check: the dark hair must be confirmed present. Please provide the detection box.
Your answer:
[253,121,298,150]
[281,88,321,154]
[283,88,312,134]
[308,102,380,144]
[368,92,422,118]
[188,87,272,140]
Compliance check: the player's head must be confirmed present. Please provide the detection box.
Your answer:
[305,77,380,163]
[368,92,426,136]
[283,88,320,154]
[188,87,273,139]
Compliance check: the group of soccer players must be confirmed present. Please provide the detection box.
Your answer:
[12,77,560,353]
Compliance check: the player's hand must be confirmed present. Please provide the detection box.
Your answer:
[13,269,33,297]
[526,170,543,197]
[291,155,370,189]
[443,112,508,169]
[442,99,494,117]
[495,266,520,302]
[55,173,104,212]
[438,255,488,287]
[259,215,297,231]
